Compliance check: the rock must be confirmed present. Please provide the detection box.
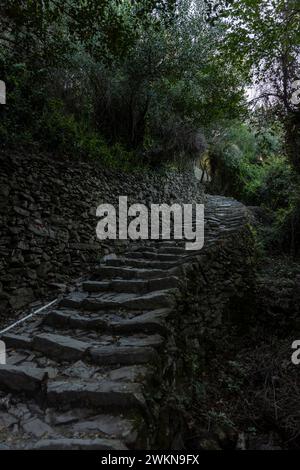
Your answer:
[14,206,30,217]
[118,334,164,349]
[107,365,152,383]
[49,409,84,426]
[72,414,138,444]
[0,185,10,198]
[89,345,158,365]
[8,288,34,310]
[0,444,10,450]
[36,262,52,278]
[59,291,88,309]
[48,283,67,292]
[106,257,178,269]
[33,333,89,361]
[112,308,171,335]
[47,380,145,410]
[0,365,48,392]
[83,290,176,311]
[96,266,174,280]
[28,223,48,237]
[83,276,179,294]
[43,310,107,331]
[22,417,54,438]
[31,438,127,450]
[1,333,32,349]
[9,403,30,419]
[64,361,94,379]
[7,352,29,365]
[0,412,18,430]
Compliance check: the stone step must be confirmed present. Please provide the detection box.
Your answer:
[157,246,187,255]
[110,308,172,335]
[0,405,142,449]
[89,345,159,366]
[33,333,89,362]
[0,365,48,393]
[49,410,142,446]
[14,331,163,366]
[44,309,108,330]
[31,437,128,450]
[62,413,141,447]
[95,265,179,280]
[82,276,180,294]
[46,379,146,411]
[132,245,187,256]
[82,289,177,311]
[104,257,179,270]
[59,291,89,309]
[44,308,172,335]
[124,251,182,262]
[148,240,186,247]
[1,333,32,349]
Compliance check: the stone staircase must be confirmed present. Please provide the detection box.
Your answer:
[0,196,250,450]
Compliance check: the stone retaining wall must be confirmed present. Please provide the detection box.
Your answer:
[149,198,256,447]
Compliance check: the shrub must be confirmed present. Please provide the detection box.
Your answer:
[37,99,139,170]
[244,156,297,210]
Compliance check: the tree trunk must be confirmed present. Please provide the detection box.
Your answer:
[285,110,300,174]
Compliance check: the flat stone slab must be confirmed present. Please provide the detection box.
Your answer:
[157,246,186,254]
[107,365,153,383]
[0,444,9,450]
[47,380,145,410]
[0,412,18,430]
[84,277,179,294]
[1,333,32,349]
[44,310,107,331]
[84,289,176,311]
[89,345,158,365]
[71,414,139,445]
[112,308,172,335]
[33,333,89,361]
[22,416,54,438]
[105,258,178,269]
[59,291,88,308]
[124,251,181,261]
[96,266,176,280]
[83,281,111,292]
[31,438,128,450]
[117,334,164,349]
[45,308,171,336]
[0,365,48,392]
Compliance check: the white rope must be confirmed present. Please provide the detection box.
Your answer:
[0,298,58,336]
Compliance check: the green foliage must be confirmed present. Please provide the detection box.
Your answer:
[208,116,300,255]
[222,0,300,88]
[220,0,300,173]
[209,122,258,197]
[245,156,297,210]
[0,0,245,168]
[36,99,138,169]
[208,118,290,204]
